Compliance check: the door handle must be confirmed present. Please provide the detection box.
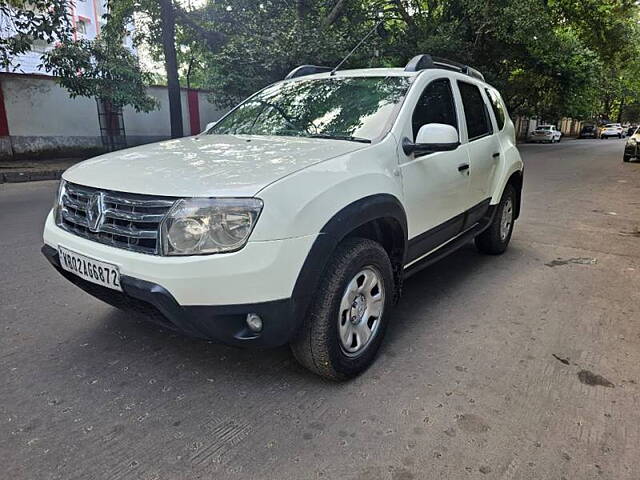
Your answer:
[458,163,470,172]
[492,152,501,158]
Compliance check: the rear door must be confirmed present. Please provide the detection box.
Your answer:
[455,80,501,222]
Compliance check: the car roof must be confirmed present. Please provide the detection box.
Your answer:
[288,68,417,80]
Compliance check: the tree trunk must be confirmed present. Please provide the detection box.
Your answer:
[159,0,183,139]
[617,97,625,124]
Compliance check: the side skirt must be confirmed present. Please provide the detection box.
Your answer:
[403,204,497,278]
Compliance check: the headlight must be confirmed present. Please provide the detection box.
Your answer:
[53,179,67,225]
[160,198,263,256]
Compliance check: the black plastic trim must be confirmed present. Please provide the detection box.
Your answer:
[406,198,492,265]
[404,54,485,81]
[41,244,296,347]
[404,204,497,277]
[285,65,332,80]
[288,194,408,332]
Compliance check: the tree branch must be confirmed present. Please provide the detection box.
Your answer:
[173,4,226,49]
[391,0,414,27]
[296,0,312,22]
[324,0,348,27]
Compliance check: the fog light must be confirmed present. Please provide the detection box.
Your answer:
[246,313,263,332]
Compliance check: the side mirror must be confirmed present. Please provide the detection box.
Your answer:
[202,121,217,133]
[403,123,460,156]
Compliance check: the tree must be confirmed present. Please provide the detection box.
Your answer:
[0,0,73,70]
[42,36,157,112]
[104,0,227,138]
[42,32,158,149]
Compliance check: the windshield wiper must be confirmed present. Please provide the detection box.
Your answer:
[308,134,371,144]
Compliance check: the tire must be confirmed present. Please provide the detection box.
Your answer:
[475,184,516,255]
[290,238,395,380]
[623,156,631,163]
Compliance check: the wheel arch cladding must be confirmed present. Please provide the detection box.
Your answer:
[506,170,523,219]
[290,194,408,332]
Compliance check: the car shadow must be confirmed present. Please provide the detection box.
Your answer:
[64,241,511,388]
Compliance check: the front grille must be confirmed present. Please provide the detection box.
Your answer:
[58,182,176,255]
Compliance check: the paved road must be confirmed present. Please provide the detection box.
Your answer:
[1,139,639,480]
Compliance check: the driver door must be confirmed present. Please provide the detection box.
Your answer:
[399,77,471,263]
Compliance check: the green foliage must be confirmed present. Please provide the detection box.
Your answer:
[0,0,73,70]
[41,0,640,123]
[42,36,158,112]
[183,0,640,121]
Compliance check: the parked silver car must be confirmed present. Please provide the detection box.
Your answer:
[529,125,562,143]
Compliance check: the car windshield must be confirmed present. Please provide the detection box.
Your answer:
[208,76,411,142]
[537,126,551,130]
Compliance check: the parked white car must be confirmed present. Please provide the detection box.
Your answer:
[624,127,640,162]
[600,123,625,139]
[529,125,562,143]
[42,55,524,379]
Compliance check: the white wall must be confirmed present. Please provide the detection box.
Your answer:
[4,75,100,137]
[0,73,226,159]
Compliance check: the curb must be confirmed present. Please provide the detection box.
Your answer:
[0,169,65,184]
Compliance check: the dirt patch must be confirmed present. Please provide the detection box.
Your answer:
[578,370,615,388]
[456,414,490,434]
[545,257,597,267]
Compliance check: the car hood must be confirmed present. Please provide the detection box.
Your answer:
[63,135,367,197]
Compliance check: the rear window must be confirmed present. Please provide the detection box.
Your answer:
[458,81,493,140]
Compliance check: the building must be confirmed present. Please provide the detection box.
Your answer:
[3,0,133,75]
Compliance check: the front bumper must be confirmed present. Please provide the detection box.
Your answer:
[42,210,318,347]
[42,244,298,347]
[43,211,315,305]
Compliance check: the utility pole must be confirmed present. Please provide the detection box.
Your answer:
[158,0,183,138]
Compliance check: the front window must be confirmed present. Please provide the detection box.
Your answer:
[209,76,410,142]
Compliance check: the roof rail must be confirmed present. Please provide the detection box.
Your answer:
[285,65,332,80]
[404,54,485,82]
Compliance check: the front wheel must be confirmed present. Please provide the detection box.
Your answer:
[475,184,516,255]
[290,238,395,380]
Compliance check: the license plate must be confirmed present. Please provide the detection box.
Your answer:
[58,246,122,291]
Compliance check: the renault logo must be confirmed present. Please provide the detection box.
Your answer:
[86,192,105,233]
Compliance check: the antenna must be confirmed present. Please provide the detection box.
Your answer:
[330,17,385,76]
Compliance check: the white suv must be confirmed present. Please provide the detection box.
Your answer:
[42,55,523,380]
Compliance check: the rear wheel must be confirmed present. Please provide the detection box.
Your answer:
[475,184,516,255]
[291,238,394,380]
[623,155,631,163]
